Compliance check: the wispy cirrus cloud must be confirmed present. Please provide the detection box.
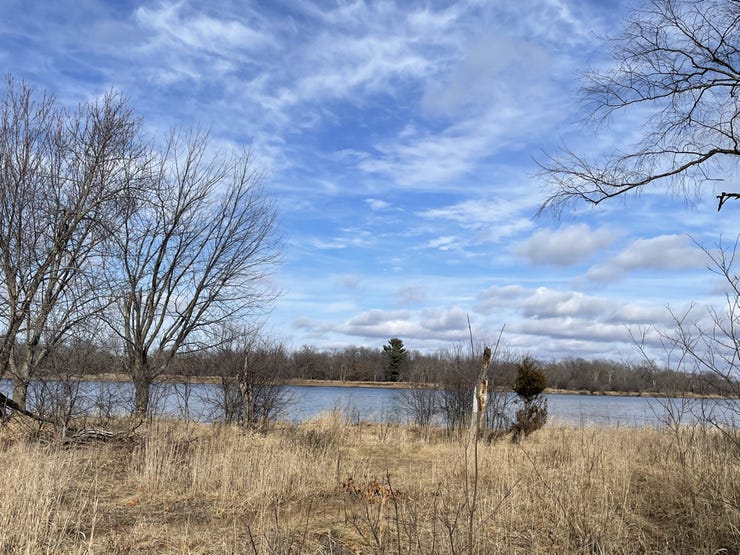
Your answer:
[134,3,274,55]
[5,0,732,361]
[412,195,536,258]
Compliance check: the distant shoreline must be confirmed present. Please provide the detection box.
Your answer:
[58,374,735,399]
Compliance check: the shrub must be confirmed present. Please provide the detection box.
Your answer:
[513,356,547,401]
[511,357,548,441]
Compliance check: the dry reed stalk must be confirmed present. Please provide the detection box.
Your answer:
[0,417,737,553]
[0,439,91,554]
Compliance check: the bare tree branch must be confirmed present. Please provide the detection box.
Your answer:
[540,0,740,213]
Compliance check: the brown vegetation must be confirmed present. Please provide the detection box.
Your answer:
[0,414,737,554]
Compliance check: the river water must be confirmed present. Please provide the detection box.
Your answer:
[1,379,737,427]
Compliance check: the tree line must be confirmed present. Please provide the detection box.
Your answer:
[24,336,734,399]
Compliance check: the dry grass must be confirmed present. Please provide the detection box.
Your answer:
[0,412,737,554]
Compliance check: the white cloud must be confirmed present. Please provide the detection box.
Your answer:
[475,285,529,313]
[294,306,475,344]
[421,36,551,117]
[427,236,459,251]
[419,197,536,249]
[342,309,417,338]
[6,0,731,362]
[517,224,617,266]
[518,318,627,342]
[518,287,675,326]
[587,235,705,282]
[134,3,273,55]
[366,198,391,211]
[522,288,611,319]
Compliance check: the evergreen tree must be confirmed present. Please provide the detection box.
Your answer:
[512,356,548,441]
[382,338,407,382]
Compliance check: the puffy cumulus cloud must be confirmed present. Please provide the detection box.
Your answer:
[471,285,681,358]
[517,318,633,344]
[421,306,468,332]
[294,306,473,344]
[341,309,419,338]
[522,288,610,319]
[474,285,529,313]
[517,224,617,266]
[512,315,673,359]
[587,235,705,282]
[520,287,676,326]
[288,282,687,358]
[510,319,666,360]
[608,304,674,326]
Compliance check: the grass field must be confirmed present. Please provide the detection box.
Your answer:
[0,413,737,554]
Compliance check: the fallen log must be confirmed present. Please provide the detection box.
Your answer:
[62,428,132,446]
[1,391,132,445]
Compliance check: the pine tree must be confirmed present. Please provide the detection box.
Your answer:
[382,338,407,382]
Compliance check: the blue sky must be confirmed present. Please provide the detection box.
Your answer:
[2,0,738,360]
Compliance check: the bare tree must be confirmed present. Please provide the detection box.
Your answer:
[438,345,478,432]
[0,77,144,409]
[634,238,740,447]
[31,332,111,429]
[105,131,281,416]
[212,328,289,427]
[397,358,441,429]
[540,0,740,213]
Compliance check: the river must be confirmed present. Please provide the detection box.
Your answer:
[1,379,737,427]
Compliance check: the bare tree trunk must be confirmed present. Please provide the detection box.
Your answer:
[11,343,52,410]
[12,378,28,411]
[239,381,255,427]
[131,361,152,417]
[133,376,150,418]
[8,356,30,410]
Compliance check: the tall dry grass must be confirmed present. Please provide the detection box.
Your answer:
[0,412,737,554]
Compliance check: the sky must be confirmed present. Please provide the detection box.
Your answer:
[1,0,738,362]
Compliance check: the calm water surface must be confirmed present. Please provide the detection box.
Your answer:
[1,380,737,427]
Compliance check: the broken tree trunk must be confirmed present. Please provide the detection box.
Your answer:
[470,346,492,432]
